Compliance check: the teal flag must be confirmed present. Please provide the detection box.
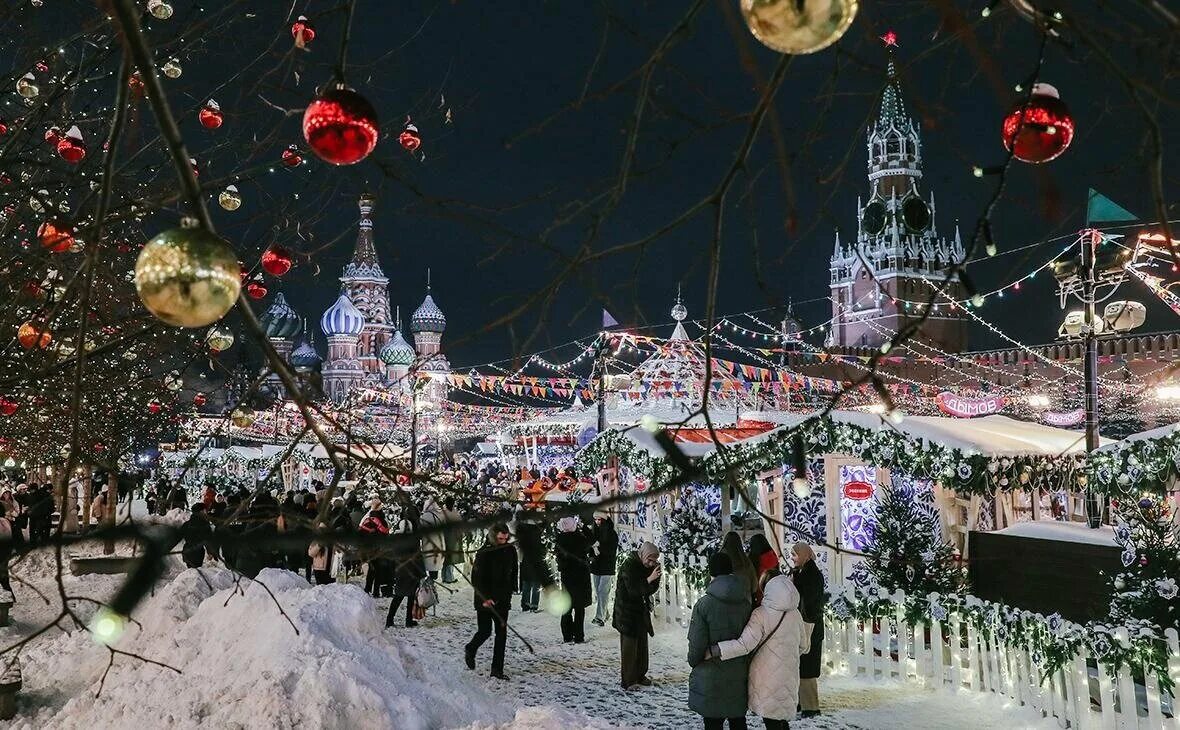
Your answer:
[1086,188,1137,226]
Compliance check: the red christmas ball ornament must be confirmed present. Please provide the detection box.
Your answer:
[198,98,223,129]
[128,72,144,93]
[0,398,18,417]
[302,85,379,165]
[147,400,162,415]
[17,321,51,350]
[57,126,86,163]
[292,15,316,47]
[261,244,294,276]
[21,280,45,300]
[37,220,73,253]
[193,393,207,407]
[245,274,268,300]
[35,61,49,73]
[398,119,421,152]
[281,144,303,167]
[44,126,60,145]
[0,121,7,136]
[1001,83,1075,164]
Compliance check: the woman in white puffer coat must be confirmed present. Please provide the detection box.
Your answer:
[711,573,807,730]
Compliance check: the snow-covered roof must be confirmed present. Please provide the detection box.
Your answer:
[993,520,1118,548]
[1096,421,1180,451]
[506,403,740,432]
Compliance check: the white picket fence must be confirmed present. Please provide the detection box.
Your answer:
[823,607,1180,729]
[654,558,707,628]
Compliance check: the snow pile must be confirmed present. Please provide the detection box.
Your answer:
[16,568,590,729]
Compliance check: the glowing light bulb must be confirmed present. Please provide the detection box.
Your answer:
[89,607,127,645]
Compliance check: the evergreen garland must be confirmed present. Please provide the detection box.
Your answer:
[658,488,720,589]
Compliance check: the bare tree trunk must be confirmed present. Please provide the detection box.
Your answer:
[103,474,117,555]
[80,471,93,535]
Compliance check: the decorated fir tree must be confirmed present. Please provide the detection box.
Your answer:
[864,483,966,597]
[1109,495,1180,631]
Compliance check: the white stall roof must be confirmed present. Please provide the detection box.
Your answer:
[309,442,405,460]
[993,520,1118,547]
[1097,422,1180,451]
[744,410,1100,457]
[509,404,740,431]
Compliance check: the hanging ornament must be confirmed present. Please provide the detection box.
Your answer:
[17,321,51,350]
[57,126,86,163]
[198,99,223,130]
[740,0,858,55]
[218,185,242,211]
[127,72,144,94]
[205,326,234,353]
[281,145,303,167]
[147,0,173,20]
[302,85,379,165]
[292,15,316,48]
[44,128,60,147]
[261,244,294,276]
[398,119,422,152]
[1001,83,1075,164]
[161,58,182,79]
[37,220,73,253]
[0,398,18,417]
[134,219,241,328]
[147,401,162,415]
[189,157,200,178]
[193,393,207,407]
[16,73,38,99]
[230,407,255,428]
[164,372,183,391]
[245,274,267,300]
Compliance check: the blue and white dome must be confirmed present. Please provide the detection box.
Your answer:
[261,292,301,339]
[289,339,322,368]
[379,330,416,366]
[320,293,365,336]
[410,291,446,333]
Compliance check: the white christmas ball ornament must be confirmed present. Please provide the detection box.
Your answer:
[542,585,572,617]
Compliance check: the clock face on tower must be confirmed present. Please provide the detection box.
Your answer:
[902,197,931,232]
[862,200,886,235]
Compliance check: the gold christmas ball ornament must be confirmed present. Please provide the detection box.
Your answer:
[134,221,240,328]
[218,185,242,211]
[230,407,255,428]
[740,0,857,55]
[162,58,183,79]
[205,326,235,352]
[16,73,38,99]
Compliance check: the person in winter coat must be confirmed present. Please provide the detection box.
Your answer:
[465,523,518,680]
[0,503,13,592]
[590,515,619,626]
[514,509,546,611]
[359,508,393,597]
[613,541,662,690]
[719,531,758,600]
[791,541,826,718]
[440,497,462,584]
[710,574,808,730]
[688,553,753,730]
[386,516,426,628]
[746,533,780,604]
[202,485,217,511]
[555,517,592,643]
[419,499,447,580]
[180,503,213,569]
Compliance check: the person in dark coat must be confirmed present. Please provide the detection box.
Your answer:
[555,517,592,643]
[688,553,752,729]
[613,541,661,690]
[791,541,826,718]
[386,515,426,628]
[180,503,213,569]
[514,509,547,611]
[359,507,393,597]
[719,531,758,599]
[464,523,518,680]
[747,533,779,604]
[590,515,619,626]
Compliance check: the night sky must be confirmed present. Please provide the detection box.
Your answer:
[15,2,1177,371]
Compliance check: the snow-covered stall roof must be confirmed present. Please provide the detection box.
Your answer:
[1089,421,1180,494]
[992,520,1118,547]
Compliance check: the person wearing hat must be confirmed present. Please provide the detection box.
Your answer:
[688,552,753,729]
[554,516,592,643]
[613,541,662,690]
[791,541,826,718]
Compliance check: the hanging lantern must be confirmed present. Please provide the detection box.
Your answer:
[205,326,234,353]
[260,244,294,276]
[193,393,207,407]
[37,220,73,253]
[0,398,18,417]
[398,119,421,152]
[1001,83,1075,164]
[16,73,38,99]
[218,184,242,211]
[17,321,52,350]
[245,274,267,300]
[302,85,379,165]
[231,407,255,428]
[161,58,182,79]
[147,0,173,20]
[147,400,162,415]
[292,15,316,47]
[740,0,858,55]
[281,144,303,167]
[198,99,224,129]
[134,219,241,328]
[57,126,86,163]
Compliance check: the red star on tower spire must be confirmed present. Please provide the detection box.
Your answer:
[881,30,899,47]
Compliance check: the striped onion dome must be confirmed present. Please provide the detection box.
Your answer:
[410,291,446,333]
[320,293,365,336]
[289,338,322,368]
[261,292,302,339]
[379,329,416,366]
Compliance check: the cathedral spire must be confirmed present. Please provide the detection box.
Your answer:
[342,192,386,282]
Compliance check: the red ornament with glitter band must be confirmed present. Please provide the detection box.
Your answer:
[17,321,51,350]
[398,119,421,152]
[0,398,17,417]
[1001,83,1075,164]
[281,144,303,167]
[245,274,268,300]
[193,393,207,407]
[261,245,293,277]
[57,125,85,163]
[199,98,223,129]
[38,220,73,253]
[291,16,316,48]
[147,401,162,415]
[302,85,379,165]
